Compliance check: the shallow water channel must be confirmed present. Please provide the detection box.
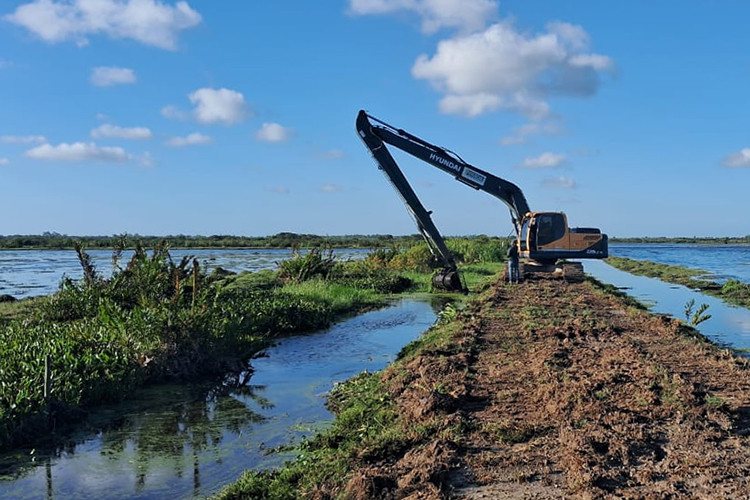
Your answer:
[585,260,750,351]
[0,298,442,500]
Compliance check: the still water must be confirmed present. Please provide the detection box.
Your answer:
[610,243,750,283]
[0,298,440,499]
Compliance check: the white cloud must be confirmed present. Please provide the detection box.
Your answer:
[186,88,247,125]
[0,158,10,166]
[165,132,212,147]
[4,0,202,50]
[25,142,130,162]
[723,148,750,168]
[546,21,589,51]
[412,20,614,118]
[501,120,562,145]
[0,59,12,69]
[90,124,151,139]
[264,186,290,195]
[160,105,189,121]
[348,0,497,33]
[90,66,136,87]
[542,176,576,188]
[521,152,566,169]
[315,148,345,160]
[139,151,154,166]
[569,54,614,71]
[321,183,343,192]
[256,122,291,143]
[1,134,47,144]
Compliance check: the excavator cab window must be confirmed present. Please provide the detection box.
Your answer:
[536,213,566,247]
[519,218,530,251]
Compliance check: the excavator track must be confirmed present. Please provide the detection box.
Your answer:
[561,261,585,283]
[520,261,584,282]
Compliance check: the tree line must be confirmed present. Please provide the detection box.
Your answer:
[0,232,428,250]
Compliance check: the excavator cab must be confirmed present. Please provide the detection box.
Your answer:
[519,212,608,265]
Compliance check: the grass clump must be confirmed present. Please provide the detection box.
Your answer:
[277,247,336,284]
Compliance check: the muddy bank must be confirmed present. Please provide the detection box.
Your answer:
[227,275,750,498]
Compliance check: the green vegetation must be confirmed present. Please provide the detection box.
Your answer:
[0,232,428,250]
[606,256,750,310]
[0,237,506,451]
[0,232,513,251]
[684,299,712,326]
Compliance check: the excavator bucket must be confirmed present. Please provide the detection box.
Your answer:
[433,269,465,293]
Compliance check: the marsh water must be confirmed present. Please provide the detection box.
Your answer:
[0,248,370,299]
[3,244,750,499]
[609,243,750,283]
[0,298,441,499]
[3,244,749,300]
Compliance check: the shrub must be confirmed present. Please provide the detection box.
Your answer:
[277,247,337,284]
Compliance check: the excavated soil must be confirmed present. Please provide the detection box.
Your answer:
[337,278,750,499]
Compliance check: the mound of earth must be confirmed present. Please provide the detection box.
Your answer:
[334,278,750,499]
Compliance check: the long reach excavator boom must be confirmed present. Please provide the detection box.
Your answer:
[356,110,607,289]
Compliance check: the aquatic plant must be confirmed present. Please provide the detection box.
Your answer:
[276,247,337,284]
[437,303,458,325]
[684,299,711,326]
[721,279,750,300]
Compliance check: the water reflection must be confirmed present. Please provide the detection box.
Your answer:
[0,298,439,499]
[0,375,269,500]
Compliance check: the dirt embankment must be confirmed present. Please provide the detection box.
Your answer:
[340,278,750,499]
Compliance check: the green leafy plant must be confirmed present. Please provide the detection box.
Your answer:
[437,303,458,325]
[684,299,711,326]
[277,247,337,284]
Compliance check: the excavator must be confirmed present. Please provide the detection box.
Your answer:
[356,110,608,291]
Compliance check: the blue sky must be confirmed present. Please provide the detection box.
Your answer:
[1,0,748,238]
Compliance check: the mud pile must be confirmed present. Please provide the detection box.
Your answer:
[333,278,750,499]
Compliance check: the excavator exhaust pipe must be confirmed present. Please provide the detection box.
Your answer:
[433,269,465,293]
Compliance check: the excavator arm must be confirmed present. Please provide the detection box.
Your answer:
[357,110,465,291]
[357,110,531,234]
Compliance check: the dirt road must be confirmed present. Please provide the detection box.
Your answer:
[340,277,750,499]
